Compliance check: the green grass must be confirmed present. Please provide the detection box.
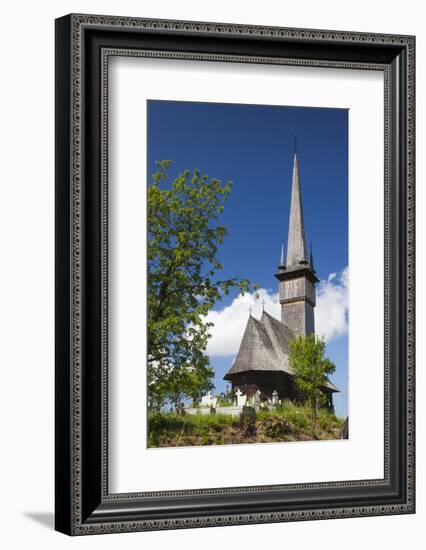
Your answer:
[148,404,344,447]
[258,402,342,433]
[147,412,240,447]
[257,402,311,432]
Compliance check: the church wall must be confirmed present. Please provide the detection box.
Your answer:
[227,371,335,412]
[228,371,294,401]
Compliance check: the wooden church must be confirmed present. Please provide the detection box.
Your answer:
[223,149,338,410]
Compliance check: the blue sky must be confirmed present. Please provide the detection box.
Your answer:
[148,100,348,417]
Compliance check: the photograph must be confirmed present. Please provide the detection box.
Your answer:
[146,100,349,448]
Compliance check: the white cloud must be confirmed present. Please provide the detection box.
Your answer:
[315,266,349,342]
[205,288,279,357]
[205,267,348,357]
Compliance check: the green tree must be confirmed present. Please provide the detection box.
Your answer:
[147,160,257,404]
[154,363,215,411]
[163,366,190,411]
[288,334,336,438]
[186,364,215,407]
[147,373,167,413]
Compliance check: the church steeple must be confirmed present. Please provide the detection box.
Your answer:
[275,145,318,337]
[286,151,308,267]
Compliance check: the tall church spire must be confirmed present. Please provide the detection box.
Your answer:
[275,146,318,337]
[286,150,308,267]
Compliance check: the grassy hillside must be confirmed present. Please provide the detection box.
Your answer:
[148,403,345,448]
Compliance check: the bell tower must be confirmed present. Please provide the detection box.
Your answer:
[275,147,319,336]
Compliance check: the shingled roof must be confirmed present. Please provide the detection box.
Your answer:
[224,312,294,379]
[224,310,338,392]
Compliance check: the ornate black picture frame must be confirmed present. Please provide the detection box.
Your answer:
[55,14,415,535]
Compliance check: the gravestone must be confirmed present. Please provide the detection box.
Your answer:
[271,390,279,406]
[200,391,217,409]
[240,406,256,434]
[235,388,247,407]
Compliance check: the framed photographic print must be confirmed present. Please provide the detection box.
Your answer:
[55,14,415,535]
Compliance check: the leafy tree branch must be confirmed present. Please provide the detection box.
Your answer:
[148,160,258,408]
